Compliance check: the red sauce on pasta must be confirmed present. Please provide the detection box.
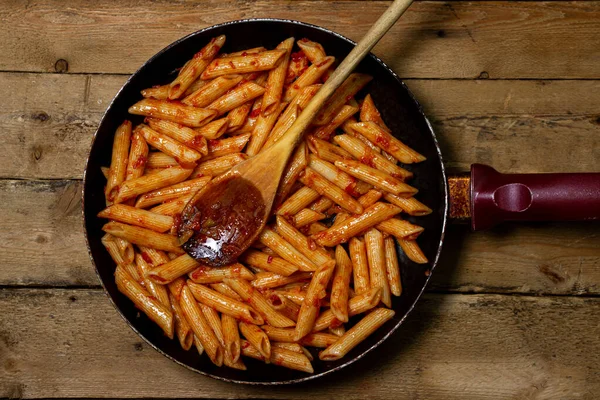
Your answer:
[178,176,266,267]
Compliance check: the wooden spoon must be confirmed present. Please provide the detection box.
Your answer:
[178,0,414,267]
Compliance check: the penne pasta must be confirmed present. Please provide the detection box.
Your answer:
[312,287,382,332]
[114,237,135,265]
[335,159,417,197]
[300,168,363,214]
[182,75,243,107]
[146,118,208,154]
[383,193,433,216]
[308,155,363,196]
[98,204,173,233]
[270,346,314,373]
[319,308,395,361]
[349,237,370,295]
[188,263,255,284]
[225,101,253,132]
[169,292,194,350]
[246,102,287,156]
[149,193,194,216]
[128,99,217,128]
[360,93,391,132]
[312,202,401,247]
[384,236,402,296]
[262,37,294,116]
[210,283,243,301]
[135,176,211,209]
[329,325,346,337]
[221,314,241,364]
[314,73,372,126]
[240,250,298,277]
[346,121,426,164]
[125,131,149,182]
[297,38,326,63]
[330,246,352,323]
[195,118,229,140]
[267,292,301,322]
[146,152,178,168]
[283,56,335,102]
[135,253,171,308]
[199,303,226,346]
[274,142,309,206]
[115,265,174,339]
[376,218,425,240]
[292,208,325,228]
[114,166,193,204]
[146,254,199,284]
[251,271,312,290]
[313,103,359,141]
[364,228,391,307]
[224,278,295,328]
[102,221,183,254]
[285,49,309,85]
[398,239,428,264]
[235,98,262,134]
[207,133,251,158]
[187,282,264,325]
[141,84,169,100]
[179,285,224,366]
[201,49,287,79]
[239,322,271,359]
[294,263,335,341]
[207,81,266,116]
[258,227,318,272]
[105,121,132,202]
[136,124,202,166]
[191,153,247,178]
[275,216,333,267]
[309,196,335,214]
[168,35,226,99]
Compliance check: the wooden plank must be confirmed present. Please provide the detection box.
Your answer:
[0,1,599,78]
[1,72,599,179]
[0,289,598,398]
[1,179,599,295]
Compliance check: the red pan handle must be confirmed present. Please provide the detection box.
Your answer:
[470,164,600,230]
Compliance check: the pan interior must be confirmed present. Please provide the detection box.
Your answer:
[83,19,448,384]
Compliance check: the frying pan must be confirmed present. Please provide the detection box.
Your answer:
[82,19,600,385]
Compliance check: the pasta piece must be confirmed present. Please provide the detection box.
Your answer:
[207,81,266,116]
[102,221,183,254]
[135,253,170,308]
[267,292,300,322]
[273,290,306,306]
[360,93,391,132]
[182,75,243,107]
[240,250,298,276]
[384,236,402,296]
[313,103,358,141]
[292,208,325,228]
[150,193,194,216]
[346,121,426,164]
[335,159,417,197]
[199,303,225,346]
[221,314,241,364]
[262,37,294,116]
[146,118,208,154]
[114,166,193,204]
[136,124,201,166]
[146,152,178,168]
[274,142,309,206]
[224,278,295,328]
[169,292,194,350]
[333,134,412,180]
[179,285,224,366]
[206,133,251,158]
[187,282,264,325]
[283,56,335,102]
[141,85,169,100]
[115,265,173,339]
[365,228,391,307]
[312,202,401,247]
[201,49,287,79]
[146,254,199,284]
[297,38,326,63]
[349,237,370,294]
[330,246,352,323]
[398,239,428,264]
[300,168,363,214]
[195,118,229,140]
[383,193,433,216]
[128,99,217,128]
[239,322,271,359]
[270,347,313,373]
[314,73,372,126]
[258,227,318,272]
[246,102,287,156]
[275,216,333,267]
[294,263,335,341]
[135,176,211,209]
[306,222,328,236]
[307,135,353,165]
[376,218,425,240]
[101,234,141,283]
[285,49,309,85]
[329,325,346,337]
[319,308,395,361]
[188,264,255,284]
[220,47,267,58]
[98,204,173,233]
[191,153,247,178]
[312,287,381,332]
[298,332,339,348]
[226,101,253,133]
[235,98,262,134]
[183,79,209,97]
[251,272,312,290]
[193,335,205,356]
[114,237,134,265]
[105,121,132,202]
[309,196,335,213]
[308,155,363,196]
[210,283,243,301]
[166,276,186,300]
[125,131,149,181]
[168,35,226,99]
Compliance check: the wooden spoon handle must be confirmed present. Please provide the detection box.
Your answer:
[278,0,414,149]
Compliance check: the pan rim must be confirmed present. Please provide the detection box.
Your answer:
[82,17,449,385]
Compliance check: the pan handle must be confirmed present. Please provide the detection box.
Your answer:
[470,164,600,230]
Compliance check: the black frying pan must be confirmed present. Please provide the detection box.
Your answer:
[82,18,599,385]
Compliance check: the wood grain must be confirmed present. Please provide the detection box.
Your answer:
[1,73,598,179]
[0,289,598,398]
[0,1,599,78]
[1,179,598,294]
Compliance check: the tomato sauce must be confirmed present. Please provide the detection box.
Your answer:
[178,176,266,267]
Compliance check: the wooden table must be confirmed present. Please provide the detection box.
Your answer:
[1,1,599,398]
